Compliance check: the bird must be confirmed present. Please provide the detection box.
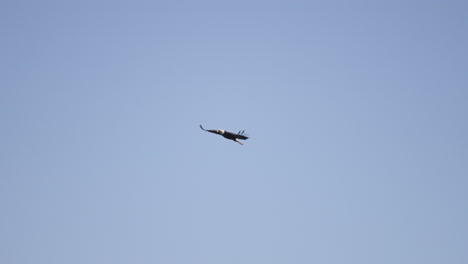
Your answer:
[200,125,249,145]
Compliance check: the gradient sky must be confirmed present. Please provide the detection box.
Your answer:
[1,1,467,264]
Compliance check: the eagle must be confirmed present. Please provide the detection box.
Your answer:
[200,125,249,145]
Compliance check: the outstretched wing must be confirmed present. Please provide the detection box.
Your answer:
[223,131,249,140]
[200,124,218,134]
[236,134,249,140]
[237,130,249,140]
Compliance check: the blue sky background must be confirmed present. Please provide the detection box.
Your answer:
[1,1,467,263]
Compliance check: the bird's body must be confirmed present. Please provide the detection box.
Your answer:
[200,125,249,145]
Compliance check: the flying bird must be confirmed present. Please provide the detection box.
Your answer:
[200,125,249,145]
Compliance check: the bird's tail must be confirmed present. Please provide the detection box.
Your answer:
[235,139,244,145]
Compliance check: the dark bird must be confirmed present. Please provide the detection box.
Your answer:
[200,125,249,145]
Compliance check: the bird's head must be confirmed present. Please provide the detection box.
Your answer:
[216,129,225,135]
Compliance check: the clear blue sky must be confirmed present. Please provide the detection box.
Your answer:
[1,1,467,263]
